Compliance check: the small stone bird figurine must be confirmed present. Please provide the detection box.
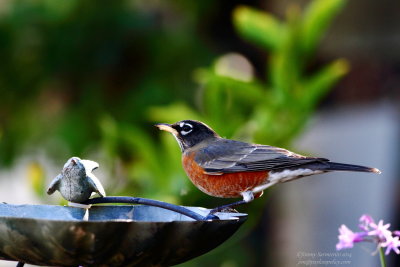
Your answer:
[47,157,106,203]
[156,120,380,211]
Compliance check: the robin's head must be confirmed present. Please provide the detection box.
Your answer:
[155,120,219,151]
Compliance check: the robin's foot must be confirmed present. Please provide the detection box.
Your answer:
[219,207,238,213]
[206,198,248,218]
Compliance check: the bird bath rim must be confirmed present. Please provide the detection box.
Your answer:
[0,203,247,222]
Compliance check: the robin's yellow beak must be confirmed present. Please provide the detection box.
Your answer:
[155,123,178,135]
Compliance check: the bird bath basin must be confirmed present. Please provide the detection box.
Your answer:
[0,203,247,266]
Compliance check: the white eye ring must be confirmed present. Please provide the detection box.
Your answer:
[180,123,193,136]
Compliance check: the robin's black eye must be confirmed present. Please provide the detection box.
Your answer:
[180,122,193,136]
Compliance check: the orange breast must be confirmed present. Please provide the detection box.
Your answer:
[182,153,269,198]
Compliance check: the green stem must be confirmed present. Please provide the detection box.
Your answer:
[379,246,387,267]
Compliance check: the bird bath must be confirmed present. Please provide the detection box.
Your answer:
[0,202,247,266]
[0,157,247,266]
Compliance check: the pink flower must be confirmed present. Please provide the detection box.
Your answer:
[382,236,400,255]
[336,224,365,250]
[336,215,400,256]
[359,214,374,231]
[368,220,391,240]
[393,230,400,237]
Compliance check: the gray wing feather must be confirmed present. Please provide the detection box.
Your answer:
[80,159,99,172]
[87,174,106,197]
[195,139,328,174]
[47,174,63,195]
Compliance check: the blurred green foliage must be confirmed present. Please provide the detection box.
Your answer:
[0,0,214,166]
[0,0,348,266]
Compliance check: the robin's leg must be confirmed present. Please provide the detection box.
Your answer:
[205,179,279,219]
[205,191,255,220]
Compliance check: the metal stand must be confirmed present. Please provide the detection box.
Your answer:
[85,196,209,221]
[16,262,24,267]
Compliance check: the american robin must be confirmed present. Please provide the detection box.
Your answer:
[156,120,380,212]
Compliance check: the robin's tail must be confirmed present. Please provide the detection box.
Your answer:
[326,162,381,174]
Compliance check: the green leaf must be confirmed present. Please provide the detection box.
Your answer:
[302,58,349,108]
[269,6,301,99]
[121,125,159,176]
[301,0,346,55]
[147,102,202,123]
[195,67,266,106]
[233,6,284,51]
[99,115,119,158]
